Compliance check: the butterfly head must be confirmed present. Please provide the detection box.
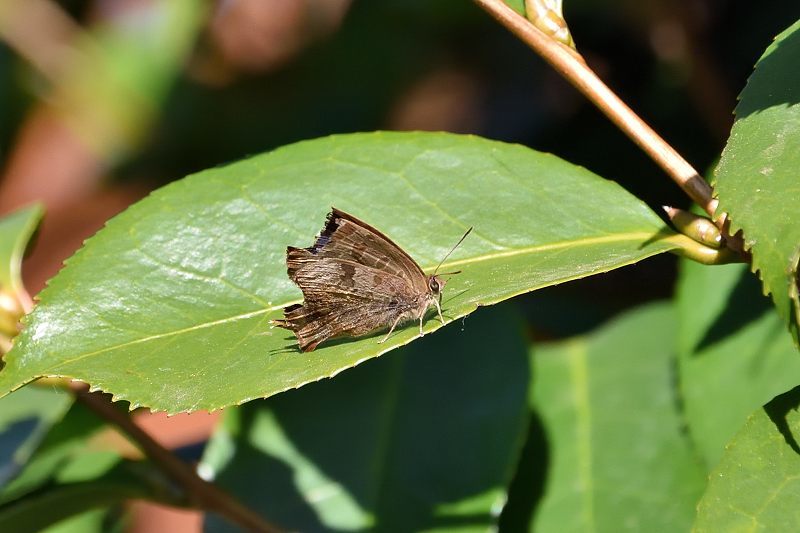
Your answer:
[428,226,471,305]
[427,275,446,300]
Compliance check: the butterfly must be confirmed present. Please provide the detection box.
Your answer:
[272,208,471,351]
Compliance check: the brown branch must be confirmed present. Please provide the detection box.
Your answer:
[72,385,283,533]
[473,0,719,220]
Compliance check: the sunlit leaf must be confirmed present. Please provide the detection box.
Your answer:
[694,384,800,531]
[0,132,680,413]
[676,260,800,467]
[714,19,800,344]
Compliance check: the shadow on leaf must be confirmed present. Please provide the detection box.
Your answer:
[763,384,800,456]
[694,266,772,353]
[736,23,800,118]
[210,304,529,531]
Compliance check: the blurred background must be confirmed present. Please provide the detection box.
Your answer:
[1,0,798,530]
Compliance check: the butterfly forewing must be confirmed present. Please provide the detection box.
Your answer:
[305,208,428,292]
[288,257,413,301]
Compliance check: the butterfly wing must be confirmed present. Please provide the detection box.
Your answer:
[299,208,428,293]
[275,208,432,351]
[277,302,403,352]
[275,254,421,351]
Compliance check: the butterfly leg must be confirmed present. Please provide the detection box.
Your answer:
[379,315,404,344]
[433,297,445,325]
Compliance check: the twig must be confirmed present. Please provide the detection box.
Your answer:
[473,0,719,220]
[72,385,283,533]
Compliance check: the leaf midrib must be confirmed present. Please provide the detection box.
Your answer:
[567,340,595,532]
[36,230,673,373]
[38,308,274,371]
[441,230,665,269]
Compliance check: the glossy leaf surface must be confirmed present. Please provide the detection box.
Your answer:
[714,19,800,343]
[694,385,800,531]
[1,132,679,412]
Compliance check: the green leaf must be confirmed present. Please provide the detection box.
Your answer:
[504,0,526,16]
[511,303,705,532]
[694,385,800,531]
[41,507,125,533]
[201,305,529,532]
[0,132,680,413]
[714,19,800,343]
[0,204,43,294]
[0,387,72,488]
[676,260,800,467]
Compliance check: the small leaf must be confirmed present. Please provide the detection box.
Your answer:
[714,19,800,343]
[676,260,800,467]
[512,303,705,532]
[504,0,526,16]
[201,305,529,532]
[1,399,101,505]
[0,132,679,413]
[1,399,119,505]
[0,400,181,531]
[0,387,72,489]
[694,385,800,531]
[524,0,575,49]
[0,204,43,295]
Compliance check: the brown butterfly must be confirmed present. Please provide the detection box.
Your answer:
[273,208,471,352]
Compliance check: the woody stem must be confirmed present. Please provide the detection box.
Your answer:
[472,0,720,222]
[72,385,282,533]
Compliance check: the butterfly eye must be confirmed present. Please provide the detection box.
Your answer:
[429,278,440,292]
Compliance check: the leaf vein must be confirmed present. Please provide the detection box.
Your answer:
[44,308,274,371]
[328,155,504,249]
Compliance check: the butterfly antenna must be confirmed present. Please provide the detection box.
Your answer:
[433,226,472,275]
